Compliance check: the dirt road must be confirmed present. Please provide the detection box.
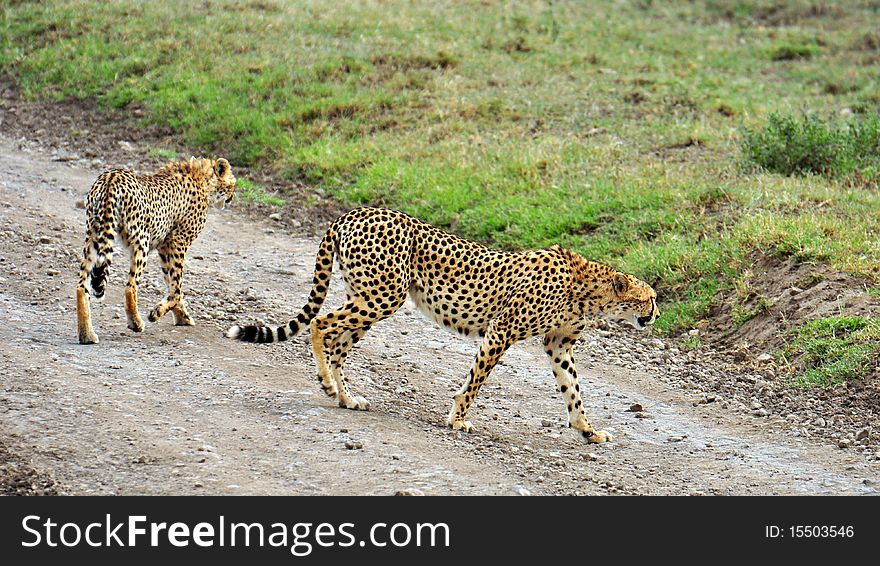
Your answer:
[0,135,876,495]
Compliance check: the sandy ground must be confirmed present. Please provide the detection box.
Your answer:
[0,135,877,495]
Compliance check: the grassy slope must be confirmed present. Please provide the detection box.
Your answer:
[1,1,879,350]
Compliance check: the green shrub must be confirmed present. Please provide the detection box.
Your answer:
[742,112,880,184]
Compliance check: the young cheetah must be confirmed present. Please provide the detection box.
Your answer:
[228,207,659,443]
[77,157,236,344]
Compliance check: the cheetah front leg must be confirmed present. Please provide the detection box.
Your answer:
[149,240,193,326]
[543,330,612,443]
[447,324,512,433]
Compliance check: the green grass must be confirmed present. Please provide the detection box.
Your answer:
[235,178,285,207]
[785,316,880,387]
[2,0,880,356]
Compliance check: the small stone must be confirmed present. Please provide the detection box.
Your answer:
[38,236,52,244]
[46,269,59,276]
[838,439,851,449]
[756,353,774,364]
[76,200,86,209]
[52,149,77,162]
[856,428,870,441]
[688,329,700,337]
[581,452,599,462]
[667,435,686,443]
[194,482,203,488]
[750,400,763,410]
[754,408,769,417]
[268,213,282,221]
[814,417,827,428]
[345,440,363,450]
[627,403,644,412]
[394,489,425,496]
[541,419,553,428]
[512,486,531,496]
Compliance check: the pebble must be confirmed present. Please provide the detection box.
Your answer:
[627,403,644,412]
[838,439,851,449]
[541,419,553,428]
[394,489,425,496]
[344,440,363,450]
[856,428,870,441]
[750,400,763,410]
[581,452,599,462]
[756,353,774,364]
[268,213,282,221]
[814,417,827,428]
[512,486,531,496]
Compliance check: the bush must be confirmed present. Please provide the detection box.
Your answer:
[742,112,880,184]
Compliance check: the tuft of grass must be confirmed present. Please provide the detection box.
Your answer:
[742,112,880,184]
[785,316,880,387]
[677,334,703,351]
[148,147,178,161]
[731,294,772,327]
[769,43,819,61]
[236,178,285,207]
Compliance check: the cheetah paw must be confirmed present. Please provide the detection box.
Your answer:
[78,330,99,345]
[449,420,475,433]
[579,429,613,444]
[128,319,145,332]
[340,395,370,411]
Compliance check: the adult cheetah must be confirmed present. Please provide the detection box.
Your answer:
[228,207,659,443]
[76,157,236,344]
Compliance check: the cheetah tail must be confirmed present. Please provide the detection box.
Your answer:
[81,172,120,300]
[226,225,335,344]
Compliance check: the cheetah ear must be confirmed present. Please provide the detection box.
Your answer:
[214,158,230,178]
[613,273,630,296]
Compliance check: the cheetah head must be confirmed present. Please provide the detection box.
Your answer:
[212,157,236,208]
[604,273,660,330]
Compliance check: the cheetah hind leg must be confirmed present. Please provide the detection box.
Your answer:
[310,299,397,411]
[330,326,371,411]
[171,299,195,326]
[310,317,340,400]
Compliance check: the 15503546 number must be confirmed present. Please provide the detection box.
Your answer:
[790,526,854,538]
